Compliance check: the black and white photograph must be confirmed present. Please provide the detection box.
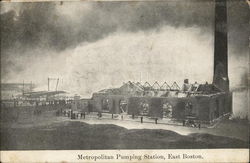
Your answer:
[0,0,249,162]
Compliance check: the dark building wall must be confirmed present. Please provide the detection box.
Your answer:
[193,96,211,122]
[164,97,203,121]
[127,97,144,115]
[91,92,232,122]
[92,94,128,114]
[78,99,93,112]
[172,99,186,119]
[191,93,232,123]
[209,92,232,121]
[149,98,163,118]
[127,97,190,119]
[92,95,103,112]
[127,97,165,117]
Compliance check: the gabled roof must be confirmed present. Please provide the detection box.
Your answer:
[135,82,144,89]
[170,82,180,90]
[143,81,151,87]
[132,82,144,91]
[127,81,144,91]
[160,82,171,90]
[119,81,144,93]
[152,81,161,90]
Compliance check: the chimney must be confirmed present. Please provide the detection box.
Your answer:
[213,0,229,92]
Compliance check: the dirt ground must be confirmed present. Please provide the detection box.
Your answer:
[75,115,249,141]
[0,116,248,150]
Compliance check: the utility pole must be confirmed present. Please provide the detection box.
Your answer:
[22,80,24,95]
[48,78,50,91]
[48,77,60,91]
[56,78,59,91]
[30,81,32,92]
[140,72,142,83]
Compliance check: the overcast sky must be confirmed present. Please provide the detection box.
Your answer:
[1,0,249,97]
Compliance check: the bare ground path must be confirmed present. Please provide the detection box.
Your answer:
[2,114,248,142]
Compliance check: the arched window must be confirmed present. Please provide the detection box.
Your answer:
[185,102,193,116]
[139,101,149,116]
[102,99,110,112]
[119,99,128,114]
[163,102,173,118]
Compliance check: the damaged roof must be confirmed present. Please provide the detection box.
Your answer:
[95,81,223,97]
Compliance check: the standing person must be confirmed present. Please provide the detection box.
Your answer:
[97,111,102,119]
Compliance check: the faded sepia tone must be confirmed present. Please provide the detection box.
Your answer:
[0,0,249,162]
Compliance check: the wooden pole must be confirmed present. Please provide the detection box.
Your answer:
[48,78,50,91]
[22,80,24,95]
